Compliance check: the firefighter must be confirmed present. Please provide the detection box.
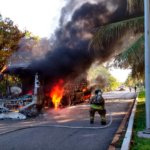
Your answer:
[89,89,106,125]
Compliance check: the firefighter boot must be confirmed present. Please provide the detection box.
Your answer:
[101,116,106,125]
[90,117,94,124]
[90,109,95,124]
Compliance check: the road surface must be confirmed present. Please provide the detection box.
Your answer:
[0,91,136,150]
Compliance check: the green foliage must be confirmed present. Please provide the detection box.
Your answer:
[127,0,144,15]
[0,14,25,69]
[25,31,40,41]
[90,16,144,54]
[138,90,145,99]
[87,64,120,91]
[125,74,134,86]
[114,35,144,79]
[0,74,21,95]
[114,35,144,67]
[131,91,150,150]
[131,102,149,150]
[89,16,144,79]
[89,0,144,80]
[107,76,120,91]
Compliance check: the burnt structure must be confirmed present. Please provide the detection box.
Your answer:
[2,66,91,110]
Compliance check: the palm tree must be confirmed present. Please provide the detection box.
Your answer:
[114,35,144,78]
[89,0,144,79]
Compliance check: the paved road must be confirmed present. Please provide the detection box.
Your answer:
[103,90,137,99]
[0,91,136,150]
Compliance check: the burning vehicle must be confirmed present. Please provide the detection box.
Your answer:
[0,0,130,118]
[0,64,92,117]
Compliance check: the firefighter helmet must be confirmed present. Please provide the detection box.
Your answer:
[95,89,102,95]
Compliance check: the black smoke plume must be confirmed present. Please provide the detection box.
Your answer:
[8,0,128,86]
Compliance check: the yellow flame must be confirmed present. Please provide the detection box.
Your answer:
[50,80,64,110]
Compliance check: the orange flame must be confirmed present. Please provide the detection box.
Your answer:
[0,65,7,73]
[83,94,91,100]
[50,79,64,110]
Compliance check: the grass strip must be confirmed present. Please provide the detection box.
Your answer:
[131,90,150,150]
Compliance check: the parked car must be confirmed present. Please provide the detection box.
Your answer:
[118,85,126,91]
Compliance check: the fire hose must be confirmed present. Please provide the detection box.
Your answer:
[39,109,113,129]
[0,109,113,136]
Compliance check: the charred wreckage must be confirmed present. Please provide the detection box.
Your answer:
[0,64,92,119]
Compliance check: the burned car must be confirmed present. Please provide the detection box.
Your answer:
[0,64,92,115]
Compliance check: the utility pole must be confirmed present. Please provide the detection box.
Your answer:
[144,0,150,129]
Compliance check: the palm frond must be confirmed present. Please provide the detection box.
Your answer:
[114,34,144,78]
[89,16,144,52]
[114,34,144,68]
[127,0,144,15]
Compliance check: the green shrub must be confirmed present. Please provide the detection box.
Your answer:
[138,90,145,99]
[130,90,150,150]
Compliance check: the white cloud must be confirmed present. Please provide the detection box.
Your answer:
[0,0,66,37]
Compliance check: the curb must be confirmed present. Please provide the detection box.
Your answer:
[120,98,137,150]
[108,98,136,150]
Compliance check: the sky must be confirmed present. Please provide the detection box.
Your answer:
[0,0,130,82]
[0,0,65,38]
[110,68,131,83]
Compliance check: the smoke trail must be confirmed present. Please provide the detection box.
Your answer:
[30,0,127,77]
[8,0,128,85]
[8,37,52,67]
[59,0,103,26]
